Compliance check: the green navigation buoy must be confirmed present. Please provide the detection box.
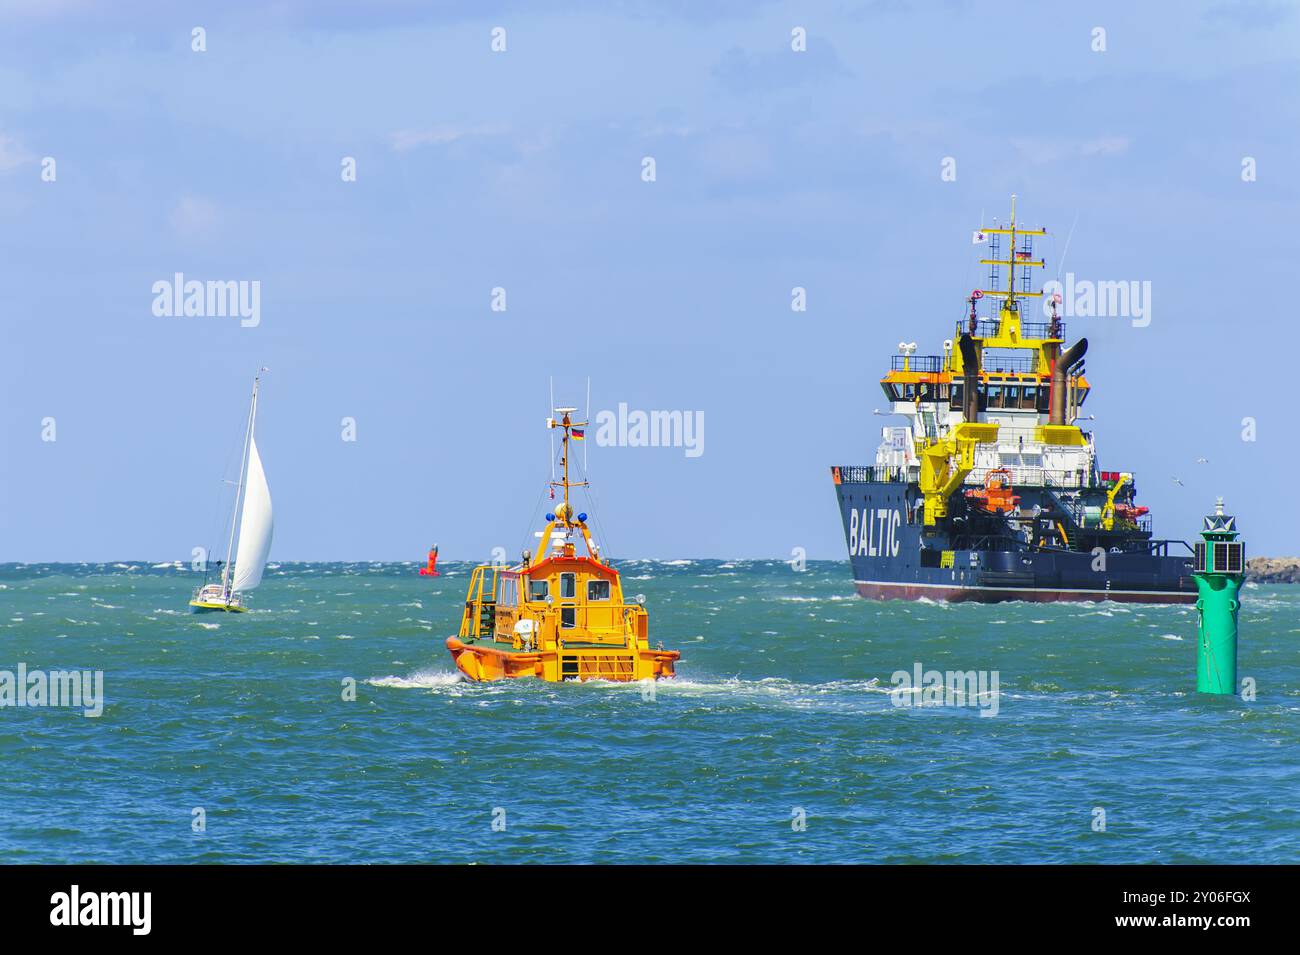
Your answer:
[1193,497,1245,695]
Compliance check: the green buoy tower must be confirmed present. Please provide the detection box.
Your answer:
[1193,497,1245,695]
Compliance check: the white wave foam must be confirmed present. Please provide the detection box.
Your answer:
[367,669,461,689]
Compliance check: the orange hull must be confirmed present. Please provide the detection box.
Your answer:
[445,636,678,683]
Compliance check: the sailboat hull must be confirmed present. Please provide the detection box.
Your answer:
[188,600,247,613]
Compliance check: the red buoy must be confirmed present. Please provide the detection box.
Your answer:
[419,545,440,577]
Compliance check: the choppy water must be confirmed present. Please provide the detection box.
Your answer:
[0,560,1296,863]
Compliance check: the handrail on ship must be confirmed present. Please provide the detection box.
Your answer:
[955,319,1065,341]
[833,464,1091,489]
[885,353,1061,375]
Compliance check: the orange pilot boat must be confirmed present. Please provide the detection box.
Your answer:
[445,407,680,683]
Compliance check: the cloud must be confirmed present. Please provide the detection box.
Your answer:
[1080,136,1130,157]
[0,133,33,172]
[1010,135,1130,164]
[711,39,851,94]
[389,124,503,153]
[169,195,222,238]
[0,0,98,20]
[1204,1,1295,29]
[697,132,775,182]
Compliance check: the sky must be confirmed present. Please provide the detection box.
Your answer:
[2,0,1298,562]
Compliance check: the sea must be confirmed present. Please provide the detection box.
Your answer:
[0,560,1295,864]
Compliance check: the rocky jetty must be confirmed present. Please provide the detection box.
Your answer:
[1245,557,1300,584]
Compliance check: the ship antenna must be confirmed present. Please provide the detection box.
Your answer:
[562,414,570,512]
[548,376,556,483]
[548,403,590,529]
[1055,210,1080,283]
[1007,193,1017,307]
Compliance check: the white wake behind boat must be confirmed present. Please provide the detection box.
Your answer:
[191,373,273,613]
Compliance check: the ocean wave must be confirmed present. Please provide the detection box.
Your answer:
[367,669,461,689]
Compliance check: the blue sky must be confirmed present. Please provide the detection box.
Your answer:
[2,0,1297,561]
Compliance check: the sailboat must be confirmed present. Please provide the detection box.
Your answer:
[190,372,274,613]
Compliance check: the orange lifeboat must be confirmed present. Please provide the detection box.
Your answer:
[966,468,1020,515]
[1113,503,1149,521]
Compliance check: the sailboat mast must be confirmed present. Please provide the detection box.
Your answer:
[222,375,259,593]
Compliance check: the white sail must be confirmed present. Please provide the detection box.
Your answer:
[232,434,273,592]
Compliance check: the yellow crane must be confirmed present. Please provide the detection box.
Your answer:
[1101,472,1132,531]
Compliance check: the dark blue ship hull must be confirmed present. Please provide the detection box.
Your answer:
[834,475,1196,603]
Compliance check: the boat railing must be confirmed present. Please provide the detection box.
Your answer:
[889,355,946,374]
[987,425,1044,447]
[955,319,1065,341]
[1020,320,1063,340]
[545,602,646,648]
[963,466,1089,489]
[459,564,499,640]
[834,464,909,484]
[982,355,1040,375]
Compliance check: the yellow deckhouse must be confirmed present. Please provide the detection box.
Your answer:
[445,408,680,683]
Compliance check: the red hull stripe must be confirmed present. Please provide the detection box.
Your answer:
[853,579,1195,605]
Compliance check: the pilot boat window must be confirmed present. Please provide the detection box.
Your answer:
[560,573,576,599]
[587,579,610,601]
[561,607,576,628]
[529,579,549,600]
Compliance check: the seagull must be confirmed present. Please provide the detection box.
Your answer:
[1195,457,1209,464]
[1172,477,1184,486]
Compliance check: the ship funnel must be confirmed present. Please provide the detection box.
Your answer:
[958,333,980,422]
[1050,338,1088,425]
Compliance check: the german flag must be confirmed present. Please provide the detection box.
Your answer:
[572,429,585,440]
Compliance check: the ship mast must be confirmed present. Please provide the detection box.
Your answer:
[977,193,1046,325]
[549,408,589,524]
[1006,194,1017,306]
